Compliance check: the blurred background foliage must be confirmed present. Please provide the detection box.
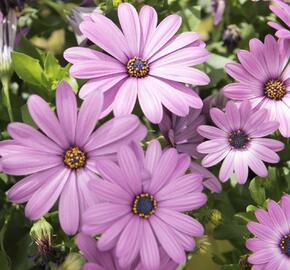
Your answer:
[0,0,289,269]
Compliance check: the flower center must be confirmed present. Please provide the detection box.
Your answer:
[264,79,286,100]
[280,234,290,257]
[228,129,249,149]
[127,57,149,78]
[132,193,157,219]
[63,146,86,169]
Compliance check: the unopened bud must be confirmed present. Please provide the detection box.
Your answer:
[222,24,242,51]
[58,253,85,270]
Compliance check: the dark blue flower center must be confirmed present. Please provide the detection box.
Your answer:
[280,234,290,257]
[228,130,249,149]
[127,57,149,78]
[132,193,157,219]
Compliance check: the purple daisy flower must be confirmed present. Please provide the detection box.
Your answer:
[1,80,146,235]
[64,3,209,124]
[246,195,290,269]
[197,100,284,184]
[159,108,222,193]
[211,0,226,26]
[224,35,290,137]
[81,140,207,270]
[268,0,290,41]
[77,233,178,270]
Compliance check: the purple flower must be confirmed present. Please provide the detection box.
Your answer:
[77,233,177,270]
[246,195,290,269]
[159,108,222,193]
[197,101,284,184]
[211,0,225,26]
[64,3,209,124]
[268,0,290,40]
[224,35,290,137]
[81,140,207,270]
[1,81,146,235]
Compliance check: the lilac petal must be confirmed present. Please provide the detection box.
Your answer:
[246,238,272,252]
[138,78,163,124]
[6,169,52,203]
[197,125,227,139]
[56,81,77,144]
[157,208,204,237]
[69,61,125,79]
[247,152,268,177]
[159,192,207,212]
[149,148,178,194]
[2,150,62,176]
[140,221,160,270]
[150,66,210,85]
[219,150,235,183]
[149,32,200,63]
[116,216,141,267]
[118,145,142,194]
[92,159,131,193]
[243,109,270,135]
[255,209,273,227]
[27,95,69,148]
[210,108,231,131]
[156,174,203,201]
[264,35,281,78]
[78,74,127,99]
[89,178,131,204]
[248,249,277,265]
[83,263,104,270]
[267,200,288,236]
[143,14,182,59]
[97,214,132,250]
[7,123,62,154]
[59,171,80,235]
[64,47,119,64]
[76,233,99,263]
[85,115,146,155]
[276,101,290,137]
[172,227,195,251]
[239,100,253,128]
[150,215,186,264]
[118,3,141,56]
[82,202,131,235]
[113,78,138,116]
[223,83,261,100]
[252,138,284,152]
[145,140,162,175]
[75,91,103,147]
[281,195,290,227]
[25,167,70,220]
[139,5,157,52]
[247,221,280,243]
[225,101,240,130]
[234,151,249,184]
[76,168,99,216]
[201,148,230,168]
[151,47,208,68]
[80,15,128,63]
[250,144,280,163]
[197,139,229,154]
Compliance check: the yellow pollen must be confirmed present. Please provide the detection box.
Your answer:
[132,193,157,219]
[264,79,286,100]
[63,146,86,169]
[127,57,149,78]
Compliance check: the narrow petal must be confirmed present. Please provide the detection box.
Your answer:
[75,91,103,147]
[25,167,70,220]
[197,125,227,140]
[219,150,235,183]
[234,151,249,184]
[145,140,162,175]
[210,108,231,131]
[56,81,77,144]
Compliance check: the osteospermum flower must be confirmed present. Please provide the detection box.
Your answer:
[1,80,146,235]
[77,233,177,270]
[268,0,290,41]
[82,140,207,270]
[64,3,209,123]
[246,195,290,269]
[197,100,284,184]
[224,35,290,137]
[159,108,222,193]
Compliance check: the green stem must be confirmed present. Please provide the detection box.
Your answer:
[2,77,14,122]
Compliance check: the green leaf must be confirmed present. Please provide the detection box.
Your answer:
[249,178,266,206]
[11,52,48,87]
[21,104,37,128]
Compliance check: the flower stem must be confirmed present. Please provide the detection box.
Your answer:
[1,77,14,122]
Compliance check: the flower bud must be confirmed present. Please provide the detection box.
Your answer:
[222,24,242,51]
[57,253,85,270]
